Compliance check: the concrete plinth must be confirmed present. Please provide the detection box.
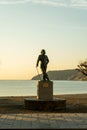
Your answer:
[24,97,66,111]
[24,80,66,110]
[37,80,53,100]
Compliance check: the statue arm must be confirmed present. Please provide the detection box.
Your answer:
[36,55,40,67]
[46,56,49,64]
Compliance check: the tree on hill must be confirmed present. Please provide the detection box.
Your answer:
[77,60,87,76]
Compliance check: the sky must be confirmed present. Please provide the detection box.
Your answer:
[0,0,87,80]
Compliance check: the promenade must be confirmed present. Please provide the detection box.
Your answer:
[0,112,87,129]
[0,94,87,129]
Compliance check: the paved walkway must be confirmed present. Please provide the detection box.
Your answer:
[0,113,87,129]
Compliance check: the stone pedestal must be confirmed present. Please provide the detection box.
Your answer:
[37,80,53,100]
[24,97,66,111]
[24,80,66,111]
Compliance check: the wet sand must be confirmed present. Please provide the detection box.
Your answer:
[0,94,87,113]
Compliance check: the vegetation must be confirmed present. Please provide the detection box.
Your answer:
[77,60,87,76]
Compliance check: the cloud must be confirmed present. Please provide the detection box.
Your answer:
[0,0,87,9]
[0,0,29,4]
[71,0,87,7]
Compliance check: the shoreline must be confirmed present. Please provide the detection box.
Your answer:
[0,94,87,113]
[0,93,87,97]
[0,93,87,99]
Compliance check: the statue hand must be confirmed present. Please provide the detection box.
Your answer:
[36,64,38,67]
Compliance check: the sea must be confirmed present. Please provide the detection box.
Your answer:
[0,80,87,97]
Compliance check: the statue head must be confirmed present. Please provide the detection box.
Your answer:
[41,49,46,55]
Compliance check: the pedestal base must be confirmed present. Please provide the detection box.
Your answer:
[37,80,53,100]
[24,98,66,111]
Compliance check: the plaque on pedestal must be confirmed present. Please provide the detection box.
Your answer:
[37,80,53,100]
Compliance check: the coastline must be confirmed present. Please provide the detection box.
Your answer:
[0,93,87,113]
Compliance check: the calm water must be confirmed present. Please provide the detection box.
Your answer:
[0,80,87,97]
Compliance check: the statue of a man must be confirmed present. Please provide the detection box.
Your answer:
[36,49,50,81]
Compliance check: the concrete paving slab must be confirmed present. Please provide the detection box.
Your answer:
[0,113,87,129]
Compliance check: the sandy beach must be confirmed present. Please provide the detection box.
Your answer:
[0,94,87,113]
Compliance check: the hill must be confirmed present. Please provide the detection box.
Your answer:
[31,69,87,81]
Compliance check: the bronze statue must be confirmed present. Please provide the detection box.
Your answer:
[36,49,50,81]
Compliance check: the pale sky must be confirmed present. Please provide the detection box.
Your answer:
[0,0,87,80]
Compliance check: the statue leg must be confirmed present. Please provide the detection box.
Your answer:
[41,65,50,81]
[43,66,50,81]
[46,73,50,81]
[41,66,46,81]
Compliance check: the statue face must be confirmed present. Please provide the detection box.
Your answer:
[41,50,45,55]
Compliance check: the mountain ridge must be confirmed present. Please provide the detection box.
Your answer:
[31,69,87,81]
